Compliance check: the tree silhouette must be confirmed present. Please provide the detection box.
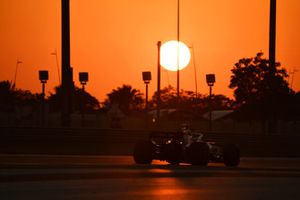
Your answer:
[151,85,233,113]
[151,85,177,109]
[229,52,292,123]
[205,94,234,111]
[48,86,100,113]
[0,80,39,112]
[229,52,290,107]
[105,84,143,114]
[0,81,15,112]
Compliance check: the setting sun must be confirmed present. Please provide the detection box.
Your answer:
[160,40,191,72]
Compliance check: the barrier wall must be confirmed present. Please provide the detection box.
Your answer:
[0,127,299,157]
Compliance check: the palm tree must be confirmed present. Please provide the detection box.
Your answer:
[0,80,39,112]
[0,81,15,112]
[48,86,100,113]
[106,84,143,114]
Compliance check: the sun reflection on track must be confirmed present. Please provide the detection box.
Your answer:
[144,177,196,200]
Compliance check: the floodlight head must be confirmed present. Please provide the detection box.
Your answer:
[142,71,151,84]
[39,70,49,83]
[79,72,88,85]
[206,74,215,86]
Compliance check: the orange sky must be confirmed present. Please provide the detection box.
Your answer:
[1,0,300,103]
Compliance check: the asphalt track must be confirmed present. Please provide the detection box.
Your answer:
[1,155,300,200]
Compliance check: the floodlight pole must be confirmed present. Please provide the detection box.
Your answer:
[142,71,151,129]
[41,82,46,126]
[79,72,88,127]
[39,70,49,127]
[146,83,149,110]
[206,74,215,132]
[209,85,212,131]
[81,83,85,127]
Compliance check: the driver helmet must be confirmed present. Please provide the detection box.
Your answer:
[181,123,192,135]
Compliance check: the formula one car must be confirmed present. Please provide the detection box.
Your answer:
[133,126,240,166]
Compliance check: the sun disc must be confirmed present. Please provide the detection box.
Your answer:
[160,40,191,71]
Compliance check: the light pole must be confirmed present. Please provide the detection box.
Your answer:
[13,59,23,90]
[290,68,299,90]
[79,72,88,127]
[269,0,277,134]
[189,45,198,98]
[142,71,151,129]
[206,74,215,132]
[176,0,181,122]
[39,70,49,126]
[51,50,61,85]
[157,41,162,127]
[61,0,73,127]
[269,0,276,75]
[177,0,180,100]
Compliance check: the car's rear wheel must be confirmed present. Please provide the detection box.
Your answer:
[187,142,210,166]
[223,144,240,167]
[133,140,154,164]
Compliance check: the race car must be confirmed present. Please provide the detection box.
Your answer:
[133,126,240,166]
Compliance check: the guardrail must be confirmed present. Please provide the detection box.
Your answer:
[1,126,299,156]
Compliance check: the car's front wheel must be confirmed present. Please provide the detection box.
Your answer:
[133,140,154,164]
[223,144,240,167]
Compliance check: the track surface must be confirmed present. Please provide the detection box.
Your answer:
[1,155,300,200]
